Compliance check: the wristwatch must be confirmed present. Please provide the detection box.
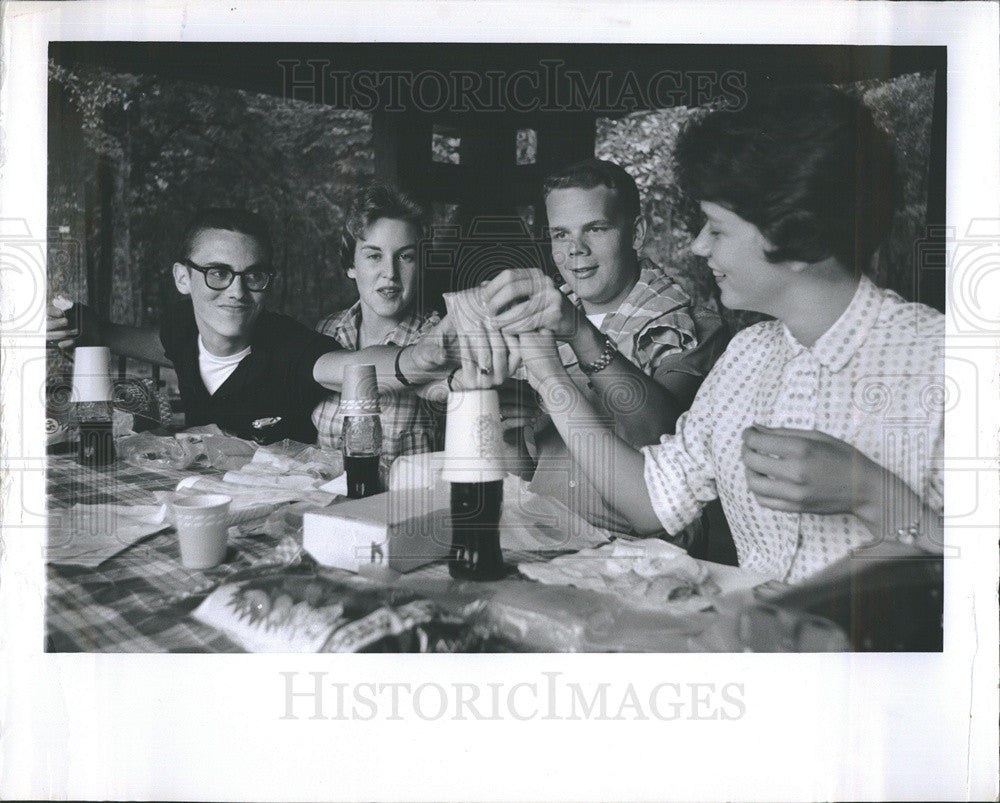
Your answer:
[394,346,414,387]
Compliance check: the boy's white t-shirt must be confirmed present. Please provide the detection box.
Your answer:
[585,312,607,331]
[198,336,251,395]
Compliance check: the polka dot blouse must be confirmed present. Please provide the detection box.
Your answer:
[642,276,944,583]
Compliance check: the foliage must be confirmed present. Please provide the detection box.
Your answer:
[596,72,937,331]
[516,128,538,166]
[49,61,936,345]
[431,127,461,164]
[49,61,374,329]
[844,72,936,301]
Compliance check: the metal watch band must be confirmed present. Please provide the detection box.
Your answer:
[580,336,617,376]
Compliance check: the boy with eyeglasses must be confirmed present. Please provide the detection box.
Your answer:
[47,208,454,444]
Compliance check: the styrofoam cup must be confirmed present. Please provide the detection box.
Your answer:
[171,494,232,569]
[71,346,114,403]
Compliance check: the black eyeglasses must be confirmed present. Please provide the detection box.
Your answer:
[180,258,275,292]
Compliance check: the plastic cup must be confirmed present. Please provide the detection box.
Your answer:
[171,494,232,569]
[71,346,114,403]
[440,389,505,483]
[340,363,381,415]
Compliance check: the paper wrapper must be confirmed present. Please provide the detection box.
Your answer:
[192,571,484,653]
[47,504,171,567]
[516,539,766,614]
[175,476,336,508]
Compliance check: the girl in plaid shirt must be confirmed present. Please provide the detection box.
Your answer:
[312,183,442,462]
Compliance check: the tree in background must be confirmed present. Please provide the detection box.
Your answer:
[49,63,935,342]
[48,61,374,331]
[595,72,936,330]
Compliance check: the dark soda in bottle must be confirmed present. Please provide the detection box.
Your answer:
[75,400,115,467]
[77,420,115,467]
[344,453,381,499]
[449,479,506,580]
[343,414,382,498]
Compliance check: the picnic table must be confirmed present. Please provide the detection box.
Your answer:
[45,448,770,653]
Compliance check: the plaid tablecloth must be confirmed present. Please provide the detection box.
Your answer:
[46,455,304,652]
[47,453,750,653]
[45,455,564,652]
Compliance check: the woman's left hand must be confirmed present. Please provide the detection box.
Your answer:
[741,425,882,516]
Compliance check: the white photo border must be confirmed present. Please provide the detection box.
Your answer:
[1,1,997,800]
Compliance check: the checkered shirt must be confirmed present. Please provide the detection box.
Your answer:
[555,257,714,376]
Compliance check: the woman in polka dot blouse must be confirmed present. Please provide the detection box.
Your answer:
[515,85,944,583]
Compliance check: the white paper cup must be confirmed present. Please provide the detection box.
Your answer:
[171,494,232,569]
[340,363,381,414]
[71,346,114,403]
[441,390,504,483]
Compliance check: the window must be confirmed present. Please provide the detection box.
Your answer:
[515,128,537,165]
[431,202,461,228]
[431,125,461,164]
[515,204,536,231]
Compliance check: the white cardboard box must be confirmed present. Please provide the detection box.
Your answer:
[303,486,451,573]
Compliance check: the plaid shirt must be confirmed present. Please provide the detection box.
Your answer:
[311,302,442,460]
[556,257,722,378]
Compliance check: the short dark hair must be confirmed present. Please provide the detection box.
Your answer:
[674,85,895,271]
[179,208,274,265]
[542,158,642,222]
[340,182,427,271]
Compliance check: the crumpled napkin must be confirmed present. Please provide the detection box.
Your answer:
[518,539,721,613]
[48,504,171,567]
[173,475,336,507]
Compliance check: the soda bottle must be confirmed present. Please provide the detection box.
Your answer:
[342,414,383,498]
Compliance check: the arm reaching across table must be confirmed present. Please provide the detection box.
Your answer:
[517,329,664,536]
[312,313,458,394]
[483,267,706,445]
[47,301,170,366]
